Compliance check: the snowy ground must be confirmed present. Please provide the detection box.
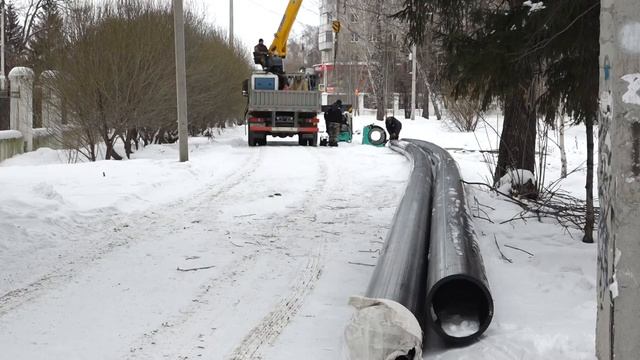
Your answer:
[0,114,597,359]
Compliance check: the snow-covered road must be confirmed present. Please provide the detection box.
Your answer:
[1,115,599,359]
[0,132,409,359]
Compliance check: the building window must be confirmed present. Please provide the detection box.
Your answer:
[350,12,358,23]
[351,32,359,42]
[325,31,333,43]
[369,33,377,42]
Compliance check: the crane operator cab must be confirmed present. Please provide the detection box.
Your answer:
[252,54,287,90]
[253,50,284,75]
[249,0,306,91]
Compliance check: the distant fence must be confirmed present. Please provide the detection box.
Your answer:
[33,128,62,150]
[0,130,23,160]
[324,92,430,119]
[357,108,424,119]
[0,67,64,163]
[0,128,63,162]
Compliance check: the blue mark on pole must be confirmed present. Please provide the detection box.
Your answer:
[604,56,611,81]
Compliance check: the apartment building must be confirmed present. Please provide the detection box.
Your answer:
[315,0,416,113]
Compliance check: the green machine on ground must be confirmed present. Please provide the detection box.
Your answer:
[320,104,353,145]
[362,124,387,147]
[338,112,353,142]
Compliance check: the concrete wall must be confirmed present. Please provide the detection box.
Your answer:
[0,130,24,161]
[0,68,65,162]
[0,128,65,163]
[33,128,61,150]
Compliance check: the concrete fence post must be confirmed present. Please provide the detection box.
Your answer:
[358,93,365,115]
[8,67,34,152]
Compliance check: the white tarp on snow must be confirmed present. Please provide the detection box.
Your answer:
[344,296,422,360]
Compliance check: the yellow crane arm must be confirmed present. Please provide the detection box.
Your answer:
[269,0,303,58]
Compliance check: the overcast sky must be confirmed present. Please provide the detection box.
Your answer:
[201,0,321,52]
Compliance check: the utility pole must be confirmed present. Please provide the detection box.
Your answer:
[410,44,416,120]
[597,0,640,359]
[1,1,6,93]
[333,0,339,95]
[173,0,189,162]
[229,0,234,46]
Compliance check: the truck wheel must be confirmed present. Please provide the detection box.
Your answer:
[249,131,266,146]
[308,133,318,147]
[298,135,306,146]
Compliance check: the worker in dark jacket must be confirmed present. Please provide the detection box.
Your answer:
[385,116,402,140]
[324,100,344,146]
[254,39,268,54]
[254,39,269,67]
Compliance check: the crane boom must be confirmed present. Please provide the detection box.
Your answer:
[269,0,303,58]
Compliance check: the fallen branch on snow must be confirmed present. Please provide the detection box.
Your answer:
[348,261,376,267]
[176,265,215,272]
[463,180,600,231]
[504,244,535,257]
[494,235,513,264]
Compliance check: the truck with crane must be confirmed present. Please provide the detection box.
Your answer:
[243,0,322,146]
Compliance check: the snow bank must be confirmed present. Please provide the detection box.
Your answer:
[0,113,598,359]
[496,169,536,194]
[523,1,546,13]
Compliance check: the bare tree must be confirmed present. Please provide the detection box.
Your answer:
[345,0,407,120]
[44,0,250,161]
[284,25,320,73]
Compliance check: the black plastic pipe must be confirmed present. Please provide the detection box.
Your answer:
[406,139,494,345]
[365,140,433,322]
[354,139,493,355]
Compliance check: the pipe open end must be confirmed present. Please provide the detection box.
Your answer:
[427,276,494,345]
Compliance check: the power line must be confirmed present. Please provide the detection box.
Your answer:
[245,0,316,26]
[302,4,319,16]
[246,0,282,17]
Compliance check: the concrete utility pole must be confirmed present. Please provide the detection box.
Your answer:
[229,0,234,46]
[597,0,640,359]
[1,1,6,93]
[333,0,339,94]
[410,44,417,120]
[173,0,189,162]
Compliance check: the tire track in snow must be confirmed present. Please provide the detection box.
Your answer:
[227,246,324,360]
[123,146,331,359]
[226,148,334,360]
[181,147,265,210]
[0,148,264,318]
